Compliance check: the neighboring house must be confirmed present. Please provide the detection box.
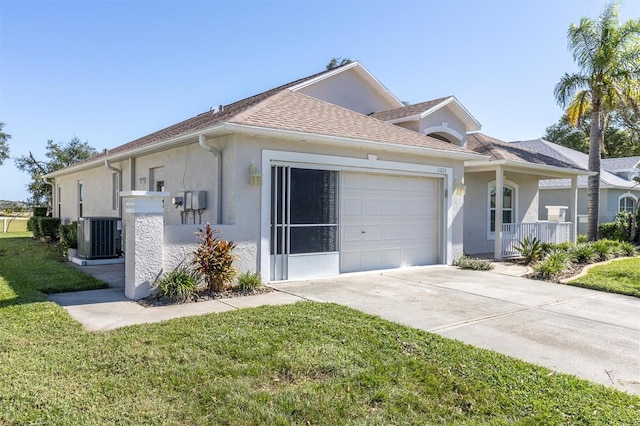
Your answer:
[512,139,640,235]
[45,62,589,299]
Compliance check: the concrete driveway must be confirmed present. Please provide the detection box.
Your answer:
[271,266,640,395]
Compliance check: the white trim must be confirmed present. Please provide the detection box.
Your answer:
[487,179,519,241]
[385,97,481,131]
[260,150,453,282]
[423,125,464,144]
[465,159,593,178]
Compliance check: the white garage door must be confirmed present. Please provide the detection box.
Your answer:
[341,172,440,273]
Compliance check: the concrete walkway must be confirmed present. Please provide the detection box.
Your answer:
[49,262,639,395]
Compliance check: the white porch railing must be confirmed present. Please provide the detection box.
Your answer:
[501,222,572,259]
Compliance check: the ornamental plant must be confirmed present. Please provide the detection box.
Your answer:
[192,223,237,292]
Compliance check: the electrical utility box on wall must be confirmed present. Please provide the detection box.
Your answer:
[191,191,207,210]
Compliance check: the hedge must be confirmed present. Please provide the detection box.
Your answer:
[27,217,61,240]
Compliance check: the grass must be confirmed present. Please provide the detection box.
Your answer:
[1,236,639,424]
[0,217,29,233]
[568,257,640,297]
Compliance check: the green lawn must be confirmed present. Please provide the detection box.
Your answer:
[569,257,640,297]
[1,236,639,424]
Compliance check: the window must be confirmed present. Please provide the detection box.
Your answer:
[488,181,517,237]
[150,167,165,192]
[112,173,120,211]
[619,195,637,213]
[78,181,84,218]
[57,185,62,218]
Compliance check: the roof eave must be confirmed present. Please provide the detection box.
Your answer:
[45,122,486,179]
[224,122,487,161]
[464,159,594,178]
[44,124,230,178]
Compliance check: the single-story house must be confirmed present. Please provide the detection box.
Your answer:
[45,62,590,299]
[512,139,640,234]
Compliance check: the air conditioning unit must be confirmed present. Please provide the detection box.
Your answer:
[77,217,122,259]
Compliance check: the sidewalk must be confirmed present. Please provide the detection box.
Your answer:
[49,286,303,331]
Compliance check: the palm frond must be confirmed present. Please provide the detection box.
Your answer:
[566,90,591,127]
[554,73,589,107]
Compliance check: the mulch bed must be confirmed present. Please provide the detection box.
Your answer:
[138,286,274,307]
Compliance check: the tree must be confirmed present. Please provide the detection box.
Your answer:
[326,57,353,70]
[0,122,10,166]
[554,1,640,240]
[15,136,98,207]
[544,113,640,158]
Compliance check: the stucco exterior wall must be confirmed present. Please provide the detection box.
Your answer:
[296,68,397,115]
[463,171,540,255]
[54,133,467,281]
[54,167,120,224]
[418,107,466,145]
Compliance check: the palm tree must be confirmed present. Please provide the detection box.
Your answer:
[554,1,640,241]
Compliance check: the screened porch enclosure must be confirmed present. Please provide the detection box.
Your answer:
[270,166,339,280]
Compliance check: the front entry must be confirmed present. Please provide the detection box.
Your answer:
[270,166,339,280]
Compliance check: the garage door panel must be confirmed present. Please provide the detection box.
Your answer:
[363,198,384,215]
[343,225,364,242]
[341,172,440,273]
[343,198,363,215]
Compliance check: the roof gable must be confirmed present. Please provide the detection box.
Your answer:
[370,96,481,132]
[291,61,403,114]
[230,90,479,156]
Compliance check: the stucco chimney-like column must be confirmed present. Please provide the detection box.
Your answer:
[119,191,169,300]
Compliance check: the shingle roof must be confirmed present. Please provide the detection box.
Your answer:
[105,66,345,158]
[369,96,452,121]
[60,65,480,173]
[466,133,581,169]
[512,139,638,188]
[229,90,476,154]
[601,156,640,171]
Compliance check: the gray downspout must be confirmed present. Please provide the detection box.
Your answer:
[104,159,122,216]
[198,135,223,224]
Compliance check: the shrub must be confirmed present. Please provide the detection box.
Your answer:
[59,222,78,250]
[569,242,598,264]
[514,237,543,265]
[28,217,61,240]
[617,241,637,257]
[237,271,262,292]
[576,234,588,244]
[155,264,200,301]
[599,221,621,240]
[192,223,237,292]
[533,249,571,280]
[591,239,616,262]
[453,256,494,271]
[32,206,48,217]
[598,219,629,242]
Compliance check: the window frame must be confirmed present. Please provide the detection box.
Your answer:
[487,180,518,240]
[618,193,638,214]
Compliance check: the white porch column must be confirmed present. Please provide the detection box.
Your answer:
[494,167,504,260]
[570,176,578,243]
[120,191,169,300]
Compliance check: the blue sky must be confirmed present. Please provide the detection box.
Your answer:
[1,0,638,202]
